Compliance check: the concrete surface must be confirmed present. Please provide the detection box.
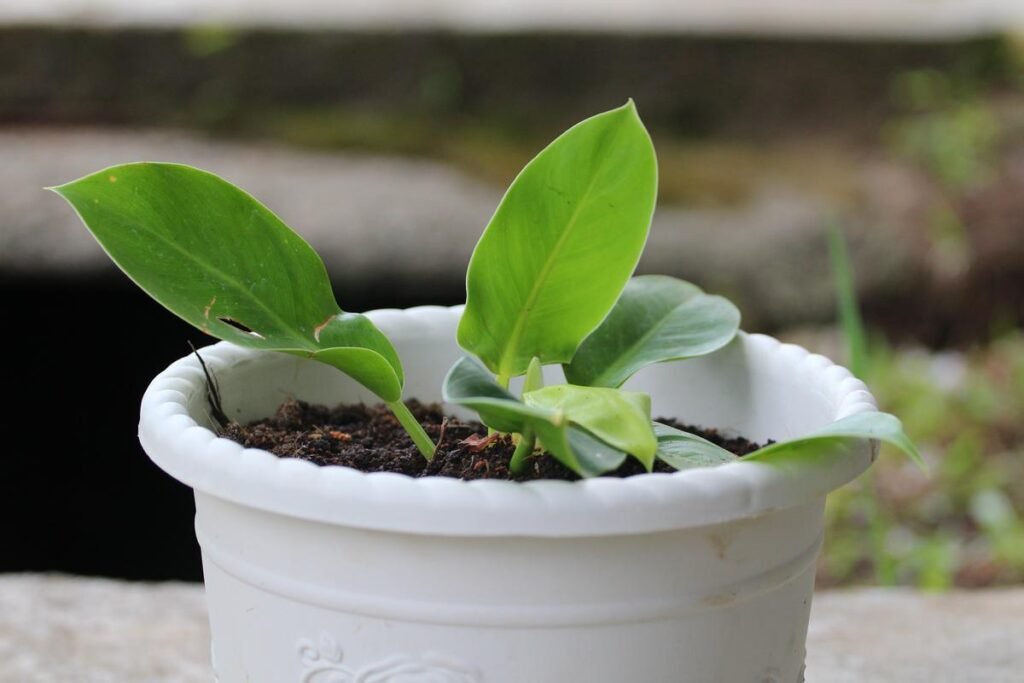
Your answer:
[1,574,1022,682]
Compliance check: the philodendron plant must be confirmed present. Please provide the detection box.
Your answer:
[53,100,920,478]
[441,102,919,476]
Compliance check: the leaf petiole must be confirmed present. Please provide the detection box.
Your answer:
[386,400,437,460]
[508,429,536,475]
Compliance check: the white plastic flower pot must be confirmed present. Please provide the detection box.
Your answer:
[140,305,877,683]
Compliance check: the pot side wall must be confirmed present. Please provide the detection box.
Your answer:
[197,492,823,682]
[140,307,876,681]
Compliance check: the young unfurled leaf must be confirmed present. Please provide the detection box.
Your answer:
[524,385,657,471]
[566,276,740,388]
[747,412,923,467]
[457,101,658,383]
[442,356,557,434]
[442,357,628,477]
[51,162,406,400]
[523,356,545,394]
[653,422,739,471]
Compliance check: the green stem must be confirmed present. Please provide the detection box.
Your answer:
[387,400,437,461]
[508,430,536,475]
[492,373,512,436]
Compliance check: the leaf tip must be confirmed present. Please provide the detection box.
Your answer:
[904,442,928,473]
[618,98,643,121]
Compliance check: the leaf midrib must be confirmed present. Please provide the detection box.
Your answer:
[496,152,613,378]
[589,299,694,387]
[119,211,326,350]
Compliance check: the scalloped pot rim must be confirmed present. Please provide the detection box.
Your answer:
[139,305,877,537]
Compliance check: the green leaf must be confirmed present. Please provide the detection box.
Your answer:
[748,412,923,467]
[442,356,556,434]
[655,412,921,472]
[557,427,629,478]
[565,275,740,388]
[523,356,545,394]
[442,357,628,477]
[653,422,738,471]
[458,101,658,381]
[524,385,657,470]
[50,162,404,400]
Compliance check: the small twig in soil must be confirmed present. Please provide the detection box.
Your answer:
[189,340,229,430]
[436,418,450,450]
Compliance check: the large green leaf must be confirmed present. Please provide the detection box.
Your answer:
[51,162,404,400]
[442,357,628,477]
[457,101,658,381]
[653,422,739,471]
[524,385,657,470]
[565,275,740,388]
[748,412,923,467]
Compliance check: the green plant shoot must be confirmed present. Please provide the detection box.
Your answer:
[50,163,435,459]
[446,101,744,476]
[443,357,629,477]
[445,101,918,478]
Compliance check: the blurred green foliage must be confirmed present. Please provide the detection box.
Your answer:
[820,333,1024,589]
[883,67,1002,190]
[823,164,1023,589]
[182,25,241,58]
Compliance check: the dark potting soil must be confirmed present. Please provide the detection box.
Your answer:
[221,399,768,482]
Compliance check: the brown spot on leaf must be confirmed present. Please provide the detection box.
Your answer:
[313,315,334,343]
[203,296,216,320]
[108,175,117,183]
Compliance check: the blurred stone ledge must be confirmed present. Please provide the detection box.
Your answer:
[2,573,1022,682]
[0,127,924,331]
[2,0,1023,37]
[0,28,1013,140]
